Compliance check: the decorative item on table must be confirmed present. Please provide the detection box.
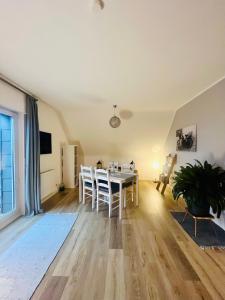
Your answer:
[108,161,114,171]
[114,161,119,171]
[176,124,197,152]
[130,161,135,171]
[96,160,103,169]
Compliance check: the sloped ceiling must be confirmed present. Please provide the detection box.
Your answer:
[0,0,225,177]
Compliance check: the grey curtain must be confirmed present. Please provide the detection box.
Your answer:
[25,95,42,215]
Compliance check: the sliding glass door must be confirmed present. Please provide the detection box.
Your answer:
[0,110,16,216]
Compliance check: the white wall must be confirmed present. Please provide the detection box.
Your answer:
[63,107,174,180]
[38,101,68,199]
[165,78,225,229]
[0,80,25,229]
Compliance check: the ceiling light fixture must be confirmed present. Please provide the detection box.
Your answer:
[109,105,121,128]
[95,0,104,10]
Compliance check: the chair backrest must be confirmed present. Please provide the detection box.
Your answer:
[108,161,119,172]
[81,165,94,184]
[95,168,111,195]
[121,162,136,174]
[121,162,130,173]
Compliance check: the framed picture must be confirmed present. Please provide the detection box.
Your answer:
[176,124,197,152]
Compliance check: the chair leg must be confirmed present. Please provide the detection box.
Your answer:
[124,188,127,208]
[92,189,95,210]
[96,191,99,212]
[109,196,112,218]
[83,186,85,204]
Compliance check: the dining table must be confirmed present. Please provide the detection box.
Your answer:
[79,171,139,219]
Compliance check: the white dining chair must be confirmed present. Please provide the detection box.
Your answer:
[108,161,119,172]
[121,162,130,173]
[95,168,120,218]
[80,165,96,210]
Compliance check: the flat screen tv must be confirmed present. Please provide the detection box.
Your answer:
[40,131,52,154]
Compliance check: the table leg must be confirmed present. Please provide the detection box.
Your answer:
[79,173,82,203]
[124,188,127,208]
[136,175,139,206]
[119,182,122,219]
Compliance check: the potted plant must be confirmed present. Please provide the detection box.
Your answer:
[172,160,225,217]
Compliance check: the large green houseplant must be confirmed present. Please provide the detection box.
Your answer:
[172,160,225,217]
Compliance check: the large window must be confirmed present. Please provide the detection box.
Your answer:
[0,111,15,215]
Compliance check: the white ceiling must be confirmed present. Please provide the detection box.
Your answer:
[0,0,225,112]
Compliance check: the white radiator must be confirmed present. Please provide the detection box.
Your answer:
[40,169,57,202]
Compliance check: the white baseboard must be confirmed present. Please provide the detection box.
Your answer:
[41,189,58,203]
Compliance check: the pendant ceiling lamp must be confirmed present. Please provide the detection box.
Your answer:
[95,0,104,10]
[109,105,121,128]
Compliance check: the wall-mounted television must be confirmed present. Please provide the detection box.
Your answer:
[40,131,52,154]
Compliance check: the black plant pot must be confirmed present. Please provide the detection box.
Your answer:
[187,201,210,217]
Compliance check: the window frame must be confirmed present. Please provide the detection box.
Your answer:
[0,107,19,219]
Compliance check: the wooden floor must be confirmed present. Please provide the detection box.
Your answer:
[1,181,225,300]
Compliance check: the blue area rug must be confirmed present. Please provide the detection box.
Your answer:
[171,211,225,248]
[0,213,78,300]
